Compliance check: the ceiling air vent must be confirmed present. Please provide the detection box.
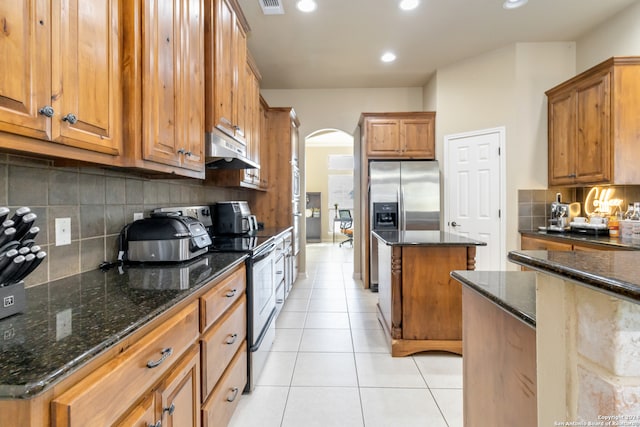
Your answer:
[259,0,284,15]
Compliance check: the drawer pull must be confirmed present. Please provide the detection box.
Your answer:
[225,334,238,345]
[148,422,161,427]
[225,333,238,345]
[146,347,173,368]
[226,387,239,402]
[163,403,175,415]
[225,288,237,298]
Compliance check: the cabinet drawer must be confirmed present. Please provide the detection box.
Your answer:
[202,341,247,427]
[51,302,199,427]
[200,265,246,332]
[201,295,247,398]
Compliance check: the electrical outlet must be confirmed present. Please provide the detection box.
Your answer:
[55,217,71,246]
[56,309,72,341]
[133,212,143,221]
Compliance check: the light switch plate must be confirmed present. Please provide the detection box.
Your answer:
[55,217,71,246]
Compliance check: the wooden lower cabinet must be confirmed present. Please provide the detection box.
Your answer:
[52,302,200,426]
[377,241,478,357]
[520,235,572,251]
[462,287,537,427]
[114,345,201,427]
[1,263,248,427]
[202,342,247,427]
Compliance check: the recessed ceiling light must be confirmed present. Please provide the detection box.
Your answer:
[503,0,528,9]
[381,52,396,63]
[296,0,317,12]
[399,0,420,11]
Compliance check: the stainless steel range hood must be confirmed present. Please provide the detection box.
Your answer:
[205,129,259,170]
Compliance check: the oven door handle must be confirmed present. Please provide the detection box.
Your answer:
[250,308,277,352]
[253,243,277,262]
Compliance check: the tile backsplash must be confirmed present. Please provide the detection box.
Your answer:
[0,154,244,287]
[518,186,640,231]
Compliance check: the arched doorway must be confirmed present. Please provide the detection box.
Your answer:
[304,129,354,245]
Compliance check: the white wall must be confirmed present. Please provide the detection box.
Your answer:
[425,42,576,268]
[576,1,640,72]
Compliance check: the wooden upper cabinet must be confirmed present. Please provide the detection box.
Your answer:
[547,57,640,186]
[362,112,436,159]
[0,0,121,155]
[140,0,204,173]
[0,0,50,141]
[207,0,249,143]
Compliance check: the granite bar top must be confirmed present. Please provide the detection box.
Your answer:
[0,252,247,399]
[451,271,537,328]
[508,250,640,304]
[520,230,640,250]
[372,230,487,247]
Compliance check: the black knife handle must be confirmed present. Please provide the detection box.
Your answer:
[9,253,34,284]
[9,207,31,223]
[0,207,10,224]
[15,251,46,282]
[0,255,25,286]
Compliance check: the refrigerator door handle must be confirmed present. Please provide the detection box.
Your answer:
[398,186,405,231]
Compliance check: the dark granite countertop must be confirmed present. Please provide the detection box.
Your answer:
[257,226,293,238]
[372,230,487,247]
[0,252,247,399]
[520,230,640,250]
[451,271,536,328]
[508,250,640,304]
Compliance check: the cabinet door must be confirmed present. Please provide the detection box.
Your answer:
[575,72,611,184]
[520,236,572,251]
[53,0,121,155]
[157,346,201,427]
[232,19,247,143]
[213,0,235,136]
[548,90,577,185]
[142,0,182,167]
[258,99,269,188]
[114,395,157,427]
[366,118,401,156]
[401,118,434,158]
[0,0,51,140]
[179,0,205,172]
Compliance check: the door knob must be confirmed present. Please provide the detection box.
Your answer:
[451,221,461,227]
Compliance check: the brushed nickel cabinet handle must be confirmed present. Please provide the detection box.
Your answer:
[225,288,237,298]
[62,113,77,124]
[38,106,54,117]
[177,148,186,155]
[163,403,175,415]
[146,347,173,368]
[225,333,238,345]
[226,387,239,402]
[149,421,161,427]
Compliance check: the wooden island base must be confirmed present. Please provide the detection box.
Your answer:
[373,230,484,358]
[377,305,462,356]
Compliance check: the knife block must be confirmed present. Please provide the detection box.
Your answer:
[0,281,25,320]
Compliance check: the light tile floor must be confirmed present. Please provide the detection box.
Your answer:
[229,243,463,427]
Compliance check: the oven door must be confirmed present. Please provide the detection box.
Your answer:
[250,242,277,349]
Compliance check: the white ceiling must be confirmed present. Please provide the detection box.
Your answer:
[237,0,638,89]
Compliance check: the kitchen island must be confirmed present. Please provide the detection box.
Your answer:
[451,271,537,427]
[372,230,486,356]
[506,250,640,425]
[0,252,248,426]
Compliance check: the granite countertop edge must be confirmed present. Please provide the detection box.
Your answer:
[508,251,640,303]
[372,230,487,247]
[451,271,536,328]
[519,229,640,250]
[0,254,248,399]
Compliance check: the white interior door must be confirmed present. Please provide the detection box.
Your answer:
[445,128,505,270]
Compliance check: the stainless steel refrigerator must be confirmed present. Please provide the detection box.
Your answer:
[369,160,441,287]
